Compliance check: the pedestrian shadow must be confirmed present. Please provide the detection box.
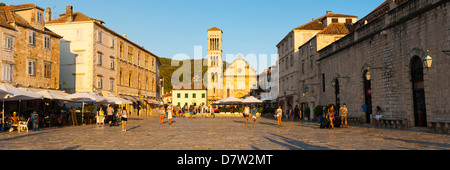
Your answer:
[0,131,49,141]
[232,120,246,124]
[265,132,333,150]
[259,122,278,126]
[162,120,177,124]
[127,125,141,131]
[63,145,82,150]
[382,137,450,149]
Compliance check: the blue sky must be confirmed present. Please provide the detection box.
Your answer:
[4,0,385,73]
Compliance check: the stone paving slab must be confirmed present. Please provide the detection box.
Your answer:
[0,115,449,150]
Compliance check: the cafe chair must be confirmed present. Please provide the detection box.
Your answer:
[18,118,30,133]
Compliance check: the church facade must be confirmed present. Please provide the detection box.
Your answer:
[206,27,257,105]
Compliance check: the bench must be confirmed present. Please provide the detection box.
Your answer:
[379,118,408,129]
[428,120,450,133]
[372,116,408,129]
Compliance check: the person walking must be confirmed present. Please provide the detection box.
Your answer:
[276,106,282,127]
[327,105,335,129]
[107,105,114,127]
[159,106,165,125]
[97,106,105,127]
[121,107,128,132]
[167,103,173,125]
[339,103,348,128]
[251,106,258,125]
[294,105,300,121]
[244,105,250,125]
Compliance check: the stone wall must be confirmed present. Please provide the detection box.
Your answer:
[318,0,450,125]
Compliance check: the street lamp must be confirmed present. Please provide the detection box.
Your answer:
[425,50,450,68]
[365,68,372,81]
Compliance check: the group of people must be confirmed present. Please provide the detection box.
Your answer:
[159,103,216,125]
[95,105,128,132]
[324,104,349,129]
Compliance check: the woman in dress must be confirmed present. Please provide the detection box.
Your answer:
[327,105,335,129]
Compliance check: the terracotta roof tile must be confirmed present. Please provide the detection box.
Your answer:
[318,23,354,35]
[47,12,104,24]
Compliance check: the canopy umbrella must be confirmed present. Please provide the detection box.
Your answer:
[211,98,226,105]
[36,90,72,101]
[242,96,263,104]
[106,94,132,105]
[0,84,44,130]
[221,96,243,105]
[65,91,109,125]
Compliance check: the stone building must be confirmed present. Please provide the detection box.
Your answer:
[223,55,257,99]
[317,0,449,127]
[298,22,354,119]
[46,6,161,116]
[277,11,357,112]
[0,4,61,90]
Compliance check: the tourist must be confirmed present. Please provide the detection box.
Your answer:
[159,106,165,125]
[189,105,194,119]
[339,103,348,128]
[276,106,282,126]
[167,103,173,125]
[294,105,300,121]
[97,106,105,127]
[107,105,114,127]
[244,105,250,125]
[121,107,128,132]
[327,105,335,129]
[251,106,258,125]
[371,106,383,127]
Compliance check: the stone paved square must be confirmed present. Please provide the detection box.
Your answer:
[1,115,449,150]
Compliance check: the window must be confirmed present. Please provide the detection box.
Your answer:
[128,72,132,87]
[128,46,133,63]
[97,52,103,66]
[97,76,103,89]
[44,63,51,78]
[119,42,124,59]
[185,93,188,98]
[152,78,155,91]
[193,93,196,98]
[110,56,115,70]
[119,69,123,85]
[145,77,149,90]
[97,30,102,43]
[310,56,314,69]
[202,93,205,98]
[145,55,149,69]
[27,60,36,76]
[3,35,13,50]
[346,19,353,24]
[332,18,339,23]
[28,31,35,45]
[138,51,141,66]
[3,64,12,81]
[44,36,51,49]
[110,38,115,48]
[290,54,294,67]
[37,11,43,24]
[110,79,114,91]
[177,93,181,98]
[138,74,141,89]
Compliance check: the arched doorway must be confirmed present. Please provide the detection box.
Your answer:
[363,70,372,124]
[411,56,427,127]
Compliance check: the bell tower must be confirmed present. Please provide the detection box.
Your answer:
[207,27,223,105]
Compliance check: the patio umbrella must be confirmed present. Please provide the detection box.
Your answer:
[242,96,263,104]
[221,96,243,105]
[65,91,109,125]
[106,94,132,105]
[211,98,226,105]
[0,84,44,129]
[36,90,72,101]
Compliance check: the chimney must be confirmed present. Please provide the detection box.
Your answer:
[66,6,73,22]
[123,34,127,38]
[326,11,333,15]
[45,7,51,22]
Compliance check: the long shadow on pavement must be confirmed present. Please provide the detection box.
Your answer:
[266,132,333,150]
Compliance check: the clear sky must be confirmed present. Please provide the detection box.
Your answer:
[3,0,385,73]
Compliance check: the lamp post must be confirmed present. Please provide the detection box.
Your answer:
[424,50,450,69]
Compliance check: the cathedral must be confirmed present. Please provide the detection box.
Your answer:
[206,27,257,105]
